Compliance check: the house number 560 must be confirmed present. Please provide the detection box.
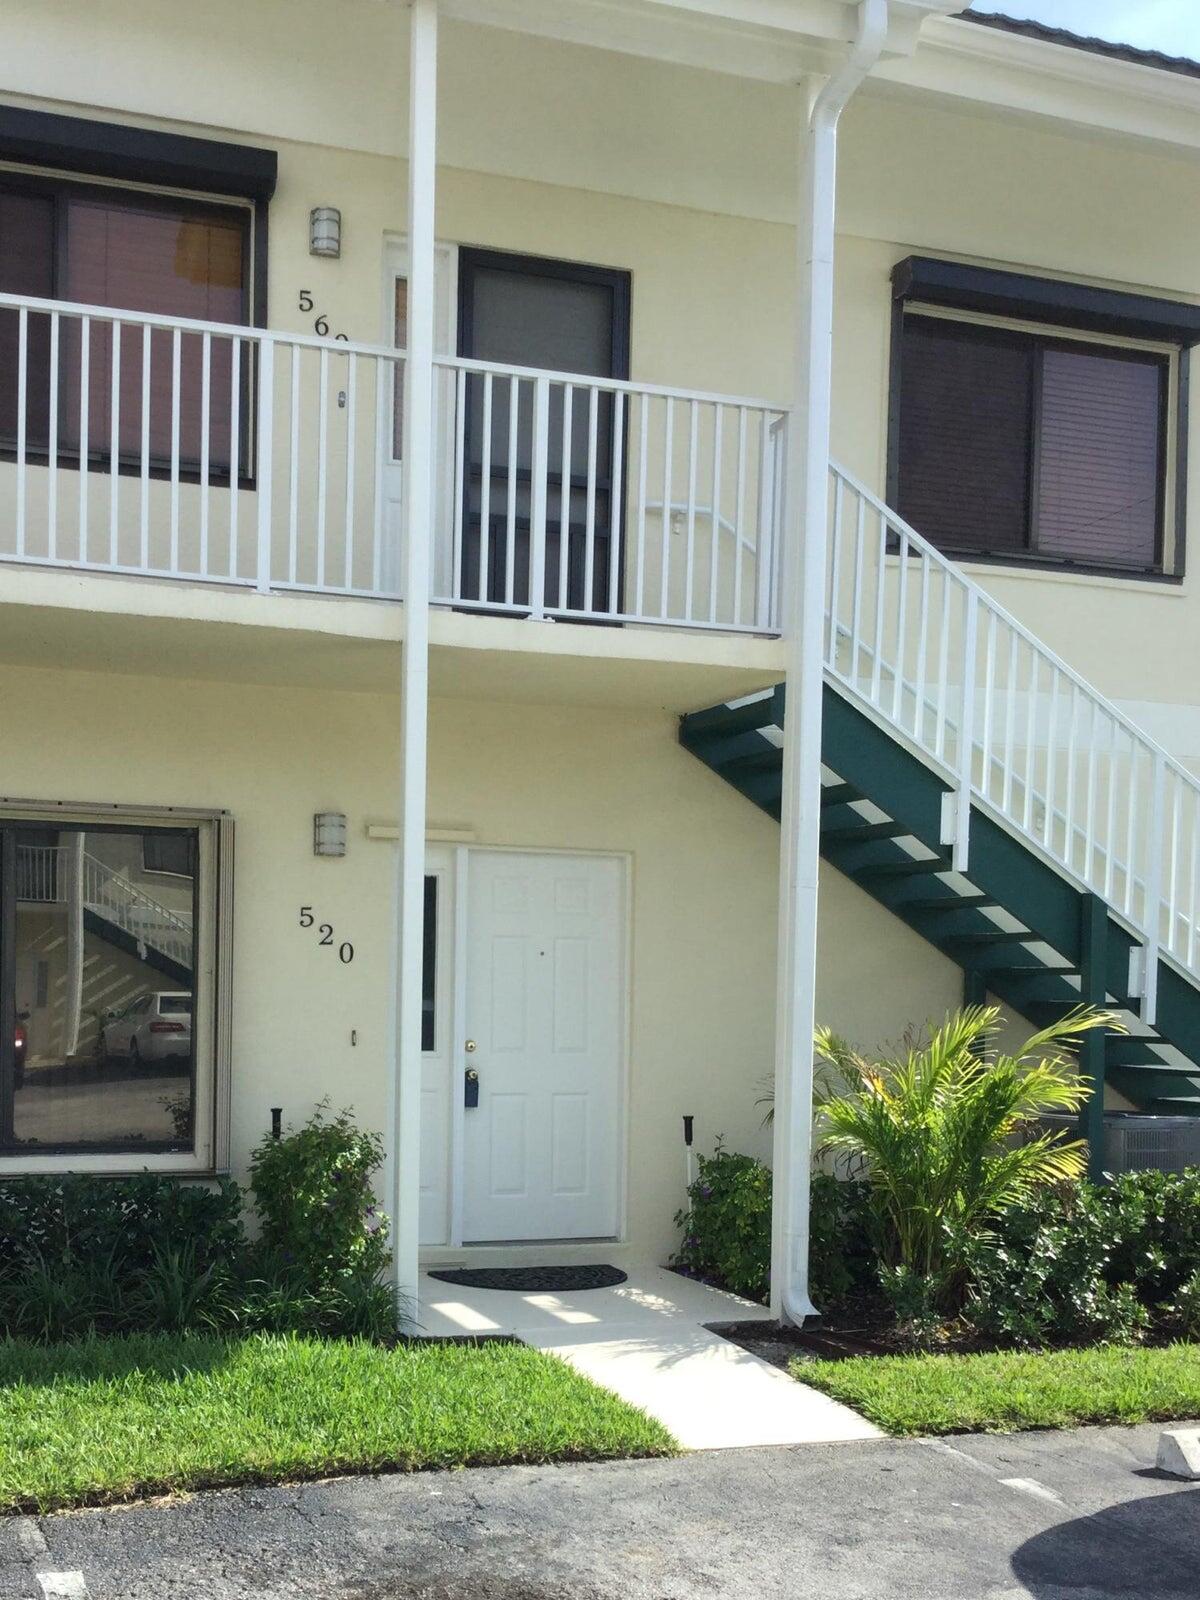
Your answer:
[299,906,354,963]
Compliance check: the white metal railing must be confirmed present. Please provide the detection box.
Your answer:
[0,290,405,601]
[826,461,1200,1021]
[0,292,785,632]
[430,355,785,630]
[16,845,193,970]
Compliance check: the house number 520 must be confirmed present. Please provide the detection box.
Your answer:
[299,906,354,963]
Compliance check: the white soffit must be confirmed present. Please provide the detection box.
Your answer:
[439,0,944,83]
[878,14,1200,155]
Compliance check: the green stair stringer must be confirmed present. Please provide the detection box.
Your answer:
[680,681,1200,1163]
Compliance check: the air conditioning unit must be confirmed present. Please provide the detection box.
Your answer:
[1037,1113,1200,1175]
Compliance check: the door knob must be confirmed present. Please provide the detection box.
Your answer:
[465,1038,477,1053]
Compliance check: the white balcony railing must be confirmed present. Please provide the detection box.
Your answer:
[0,293,785,633]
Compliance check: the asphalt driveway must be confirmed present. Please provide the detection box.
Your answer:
[1,1422,1196,1599]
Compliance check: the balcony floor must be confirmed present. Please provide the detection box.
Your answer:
[0,563,785,710]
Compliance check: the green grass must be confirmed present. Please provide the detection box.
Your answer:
[0,1331,676,1512]
[796,1342,1200,1437]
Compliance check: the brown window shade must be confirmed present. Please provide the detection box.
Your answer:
[895,311,1168,573]
[0,178,250,476]
[1035,346,1163,568]
[897,317,1032,555]
[0,193,54,450]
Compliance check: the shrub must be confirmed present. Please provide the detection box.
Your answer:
[248,1101,391,1299]
[0,1106,397,1343]
[672,1145,872,1307]
[814,1005,1109,1303]
[964,1169,1200,1348]
[672,1143,772,1302]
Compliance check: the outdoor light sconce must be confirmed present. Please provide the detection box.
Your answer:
[309,207,342,258]
[313,811,348,857]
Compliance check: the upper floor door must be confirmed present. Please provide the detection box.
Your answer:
[456,248,631,617]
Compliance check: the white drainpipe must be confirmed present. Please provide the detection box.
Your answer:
[771,0,889,1327]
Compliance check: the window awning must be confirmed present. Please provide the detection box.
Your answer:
[893,255,1200,348]
[0,105,277,201]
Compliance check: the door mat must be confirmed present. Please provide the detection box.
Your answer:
[428,1264,628,1292]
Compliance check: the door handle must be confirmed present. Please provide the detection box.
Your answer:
[464,1067,479,1108]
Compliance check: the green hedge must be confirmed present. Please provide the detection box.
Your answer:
[673,1149,1200,1347]
[0,1106,396,1343]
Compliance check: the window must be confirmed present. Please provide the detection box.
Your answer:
[892,306,1176,578]
[0,175,253,477]
[422,874,437,1053]
[0,809,229,1171]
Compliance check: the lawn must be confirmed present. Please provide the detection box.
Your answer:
[797,1342,1200,1437]
[0,1331,676,1512]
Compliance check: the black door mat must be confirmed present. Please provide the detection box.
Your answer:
[428,1264,628,1292]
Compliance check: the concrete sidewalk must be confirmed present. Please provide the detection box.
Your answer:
[417,1264,879,1449]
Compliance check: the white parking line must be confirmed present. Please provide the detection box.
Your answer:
[37,1571,91,1599]
[999,1476,1066,1508]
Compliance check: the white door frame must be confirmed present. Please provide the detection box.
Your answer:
[424,842,631,1249]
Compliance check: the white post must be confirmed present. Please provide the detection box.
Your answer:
[770,0,888,1326]
[389,0,438,1323]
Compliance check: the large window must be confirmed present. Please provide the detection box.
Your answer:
[893,308,1175,578]
[0,175,253,476]
[0,810,228,1171]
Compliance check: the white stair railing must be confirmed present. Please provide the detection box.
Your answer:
[826,460,1200,1021]
[16,845,193,971]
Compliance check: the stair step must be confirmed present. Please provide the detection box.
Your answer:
[943,930,1037,948]
[854,860,946,882]
[1106,1037,1170,1067]
[1112,1062,1197,1078]
[820,783,859,809]
[901,893,998,914]
[822,821,907,846]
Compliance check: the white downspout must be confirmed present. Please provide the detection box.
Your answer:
[771,0,889,1327]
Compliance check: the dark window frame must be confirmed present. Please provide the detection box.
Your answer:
[456,245,633,619]
[0,166,260,487]
[887,275,1189,586]
[0,816,209,1163]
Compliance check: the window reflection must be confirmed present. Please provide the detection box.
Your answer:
[6,825,197,1154]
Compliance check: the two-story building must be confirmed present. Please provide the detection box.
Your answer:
[3,0,1200,1321]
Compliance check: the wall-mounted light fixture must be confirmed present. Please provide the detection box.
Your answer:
[313,811,348,857]
[309,206,342,258]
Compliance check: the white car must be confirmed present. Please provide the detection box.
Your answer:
[100,991,192,1069]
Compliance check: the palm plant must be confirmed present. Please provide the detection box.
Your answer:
[813,1004,1116,1293]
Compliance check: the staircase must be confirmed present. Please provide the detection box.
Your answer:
[17,845,193,984]
[681,463,1200,1155]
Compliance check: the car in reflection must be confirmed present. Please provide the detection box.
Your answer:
[14,1018,26,1088]
[99,991,192,1069]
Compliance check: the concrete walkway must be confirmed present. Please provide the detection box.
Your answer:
[416,1265,879,1449]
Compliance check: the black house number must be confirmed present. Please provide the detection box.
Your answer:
[298,291,349,342]
[299,906,354,963]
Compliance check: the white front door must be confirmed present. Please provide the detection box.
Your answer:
[462,850,624,1243]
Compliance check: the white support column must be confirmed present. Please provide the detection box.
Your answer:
[389,0,438,1323]
[770,0,888,1326]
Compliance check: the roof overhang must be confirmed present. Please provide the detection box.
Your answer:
[440,0,961,84]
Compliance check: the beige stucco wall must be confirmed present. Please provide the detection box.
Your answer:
[0,661,961,1261]
[4,13,1199,743]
